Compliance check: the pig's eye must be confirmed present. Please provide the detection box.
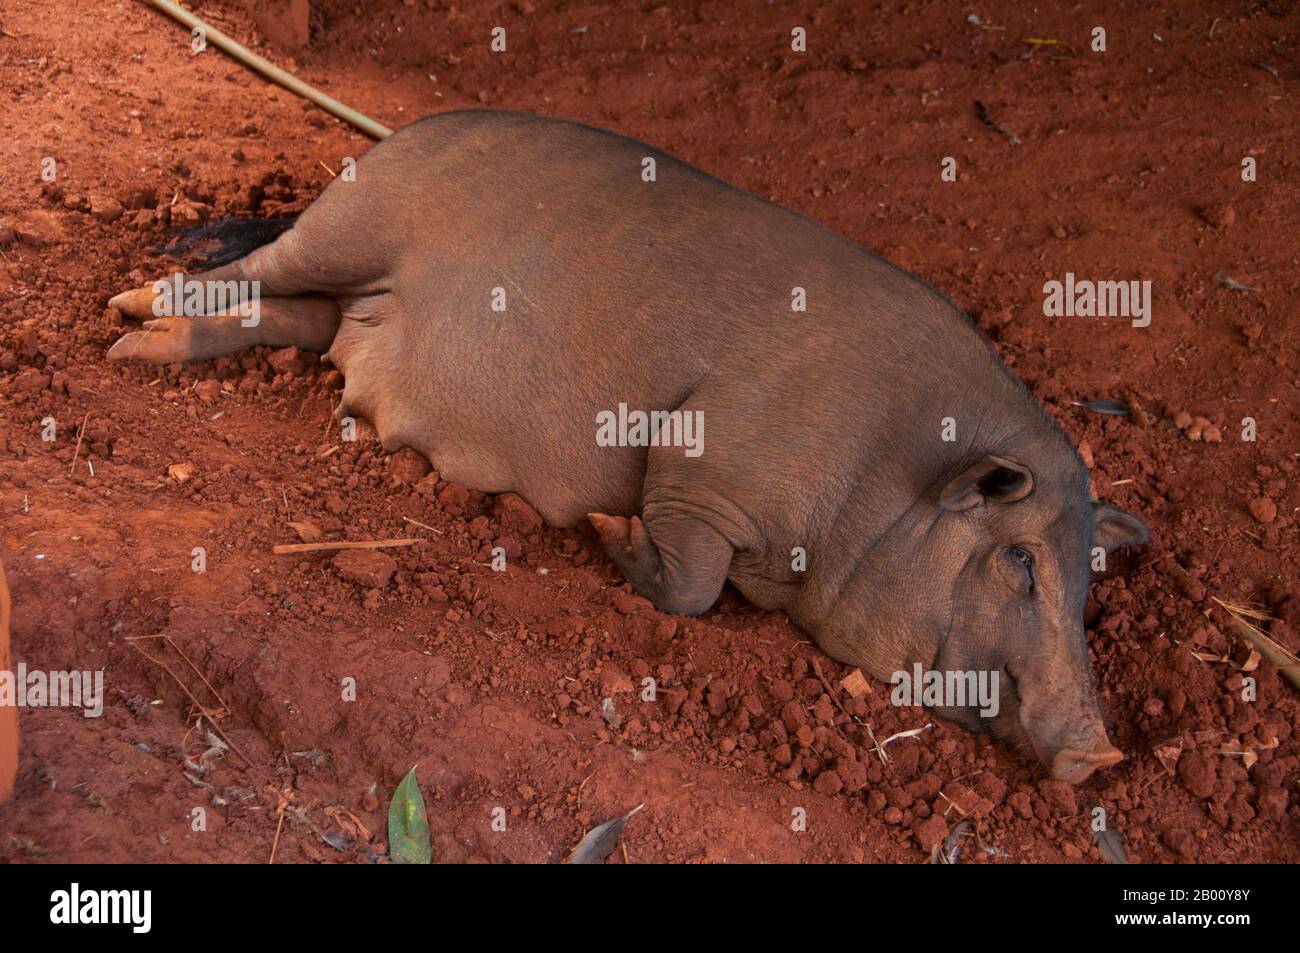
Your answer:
[1007,546,1035,586]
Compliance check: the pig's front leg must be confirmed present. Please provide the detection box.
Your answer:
[588,506,734,616]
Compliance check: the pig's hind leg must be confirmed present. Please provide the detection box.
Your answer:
[107,221,354,362]
[587,507,735,616]
[106,295,341,364]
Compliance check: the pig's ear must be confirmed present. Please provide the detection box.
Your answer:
[1092,502,1149,552]
[940,455,1034,511]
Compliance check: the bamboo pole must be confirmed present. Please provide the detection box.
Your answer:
[142,0,393,140]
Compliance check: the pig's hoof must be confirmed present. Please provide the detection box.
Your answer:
[108,286,164,321]
[588,512,661,579]
[588,512,637,555]
[1051,744,1124,784]
[106,318,193,363]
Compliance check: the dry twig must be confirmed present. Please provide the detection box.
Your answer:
[272,537,419,555]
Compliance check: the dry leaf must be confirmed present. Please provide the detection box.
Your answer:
[1152,736,1183,774]
[1212,598,1300,693]
[1219,744,1258,769]
[320,831,353,852]
[288,520,324,543]
[600,697,622,729]
[1253,735,1280,754]
[1072,399,1131,416]
[1214,273,1258,293]
[1094,825,1128,864]
[325,804,372,841]
[881,723,932,747]
[167,461,195,483]
[939,819,972,864]
[198,730,228,766]
[566,803,644,864]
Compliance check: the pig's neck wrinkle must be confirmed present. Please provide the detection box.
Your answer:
[789,476,930,637]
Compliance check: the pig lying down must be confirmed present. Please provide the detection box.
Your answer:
[108,110,1148,783]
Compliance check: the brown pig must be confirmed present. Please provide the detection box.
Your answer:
[108,111,1148,782]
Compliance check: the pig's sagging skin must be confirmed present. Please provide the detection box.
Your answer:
[109,110,1148,783]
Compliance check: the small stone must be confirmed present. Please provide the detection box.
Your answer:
[90,194,124,223]
[387,447,431,484]
[912,813,947,851]
[166,461,195,483]
[437,482,469,512]
[194,379,222,402]
[267,345,304,375]
[1186,416,1213,441]
[1178,750,1217,799]
[612,589,650,615]
[1257,788,1288,823]
[1200,202,1235,228]
[494,492,542,533]
[1248,497,1277,524]
[287,520,323,543]
[813,770,844,796]
[333,549,397,588]
[1038,778,1078,815]
[598,665,634,694]
[126,187,158,210]
[11,367,50,393]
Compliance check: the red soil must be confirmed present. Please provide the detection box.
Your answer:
[0,0,1296,863]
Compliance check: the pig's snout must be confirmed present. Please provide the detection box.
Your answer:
[1009,638,1126,785]
[1050,741,1125,784]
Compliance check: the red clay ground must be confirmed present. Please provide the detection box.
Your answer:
[0,0,1296,863]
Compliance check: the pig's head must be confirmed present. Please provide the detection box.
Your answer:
[813,447,1148,784]
[931,452,1147,782]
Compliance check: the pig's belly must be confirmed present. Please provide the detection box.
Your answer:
[332,236,720,526]
[422,414,650,529]
[384,297,685,528]
[418,400,653,529]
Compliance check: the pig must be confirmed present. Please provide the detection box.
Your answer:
[107,110,1148,782]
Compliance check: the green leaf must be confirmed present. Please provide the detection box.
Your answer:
[387,765,431,864]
